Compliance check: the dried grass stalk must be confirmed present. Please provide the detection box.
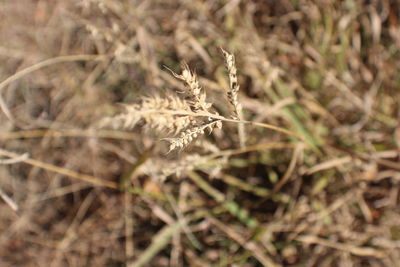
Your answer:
[102,94,196,135]
[164,119,222,152]
[104,49,247,151]
[221,48,242,119]
[167,63,212,112]
[221,48,246,147]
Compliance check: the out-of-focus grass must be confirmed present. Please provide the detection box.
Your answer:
[0,0,399,266]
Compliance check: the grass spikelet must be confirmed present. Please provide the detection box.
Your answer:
[221,48,242,119]
[165,119,222,152]
[104,58,231,151]
[103,49,258,151]
[222,48,246,147]
[103,93,195,135]
[167,63,212,112]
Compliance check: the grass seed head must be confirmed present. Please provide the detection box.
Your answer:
[104,51,238,151]
[221,48,242,119]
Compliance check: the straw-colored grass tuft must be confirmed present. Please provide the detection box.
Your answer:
[104,51,240,151]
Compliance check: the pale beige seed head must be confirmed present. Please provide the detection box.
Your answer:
[221,48,242,119]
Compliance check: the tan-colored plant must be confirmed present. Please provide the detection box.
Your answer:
[103,49,297,152]
[102,49,238,151]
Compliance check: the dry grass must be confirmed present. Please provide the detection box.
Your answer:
[103,49,255,153]
[1,0,400,266]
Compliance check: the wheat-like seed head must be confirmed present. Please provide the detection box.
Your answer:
[165,119,222,152]
[103,49,243,152]
[103,93,196,135]
[221,48,242,119]
[168,63,212,112]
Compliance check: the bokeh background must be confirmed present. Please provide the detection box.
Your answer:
[1,0,400,266]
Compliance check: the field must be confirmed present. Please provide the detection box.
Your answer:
[1,1,400,266]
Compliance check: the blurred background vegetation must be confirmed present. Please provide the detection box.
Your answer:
[0,0,400,266]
